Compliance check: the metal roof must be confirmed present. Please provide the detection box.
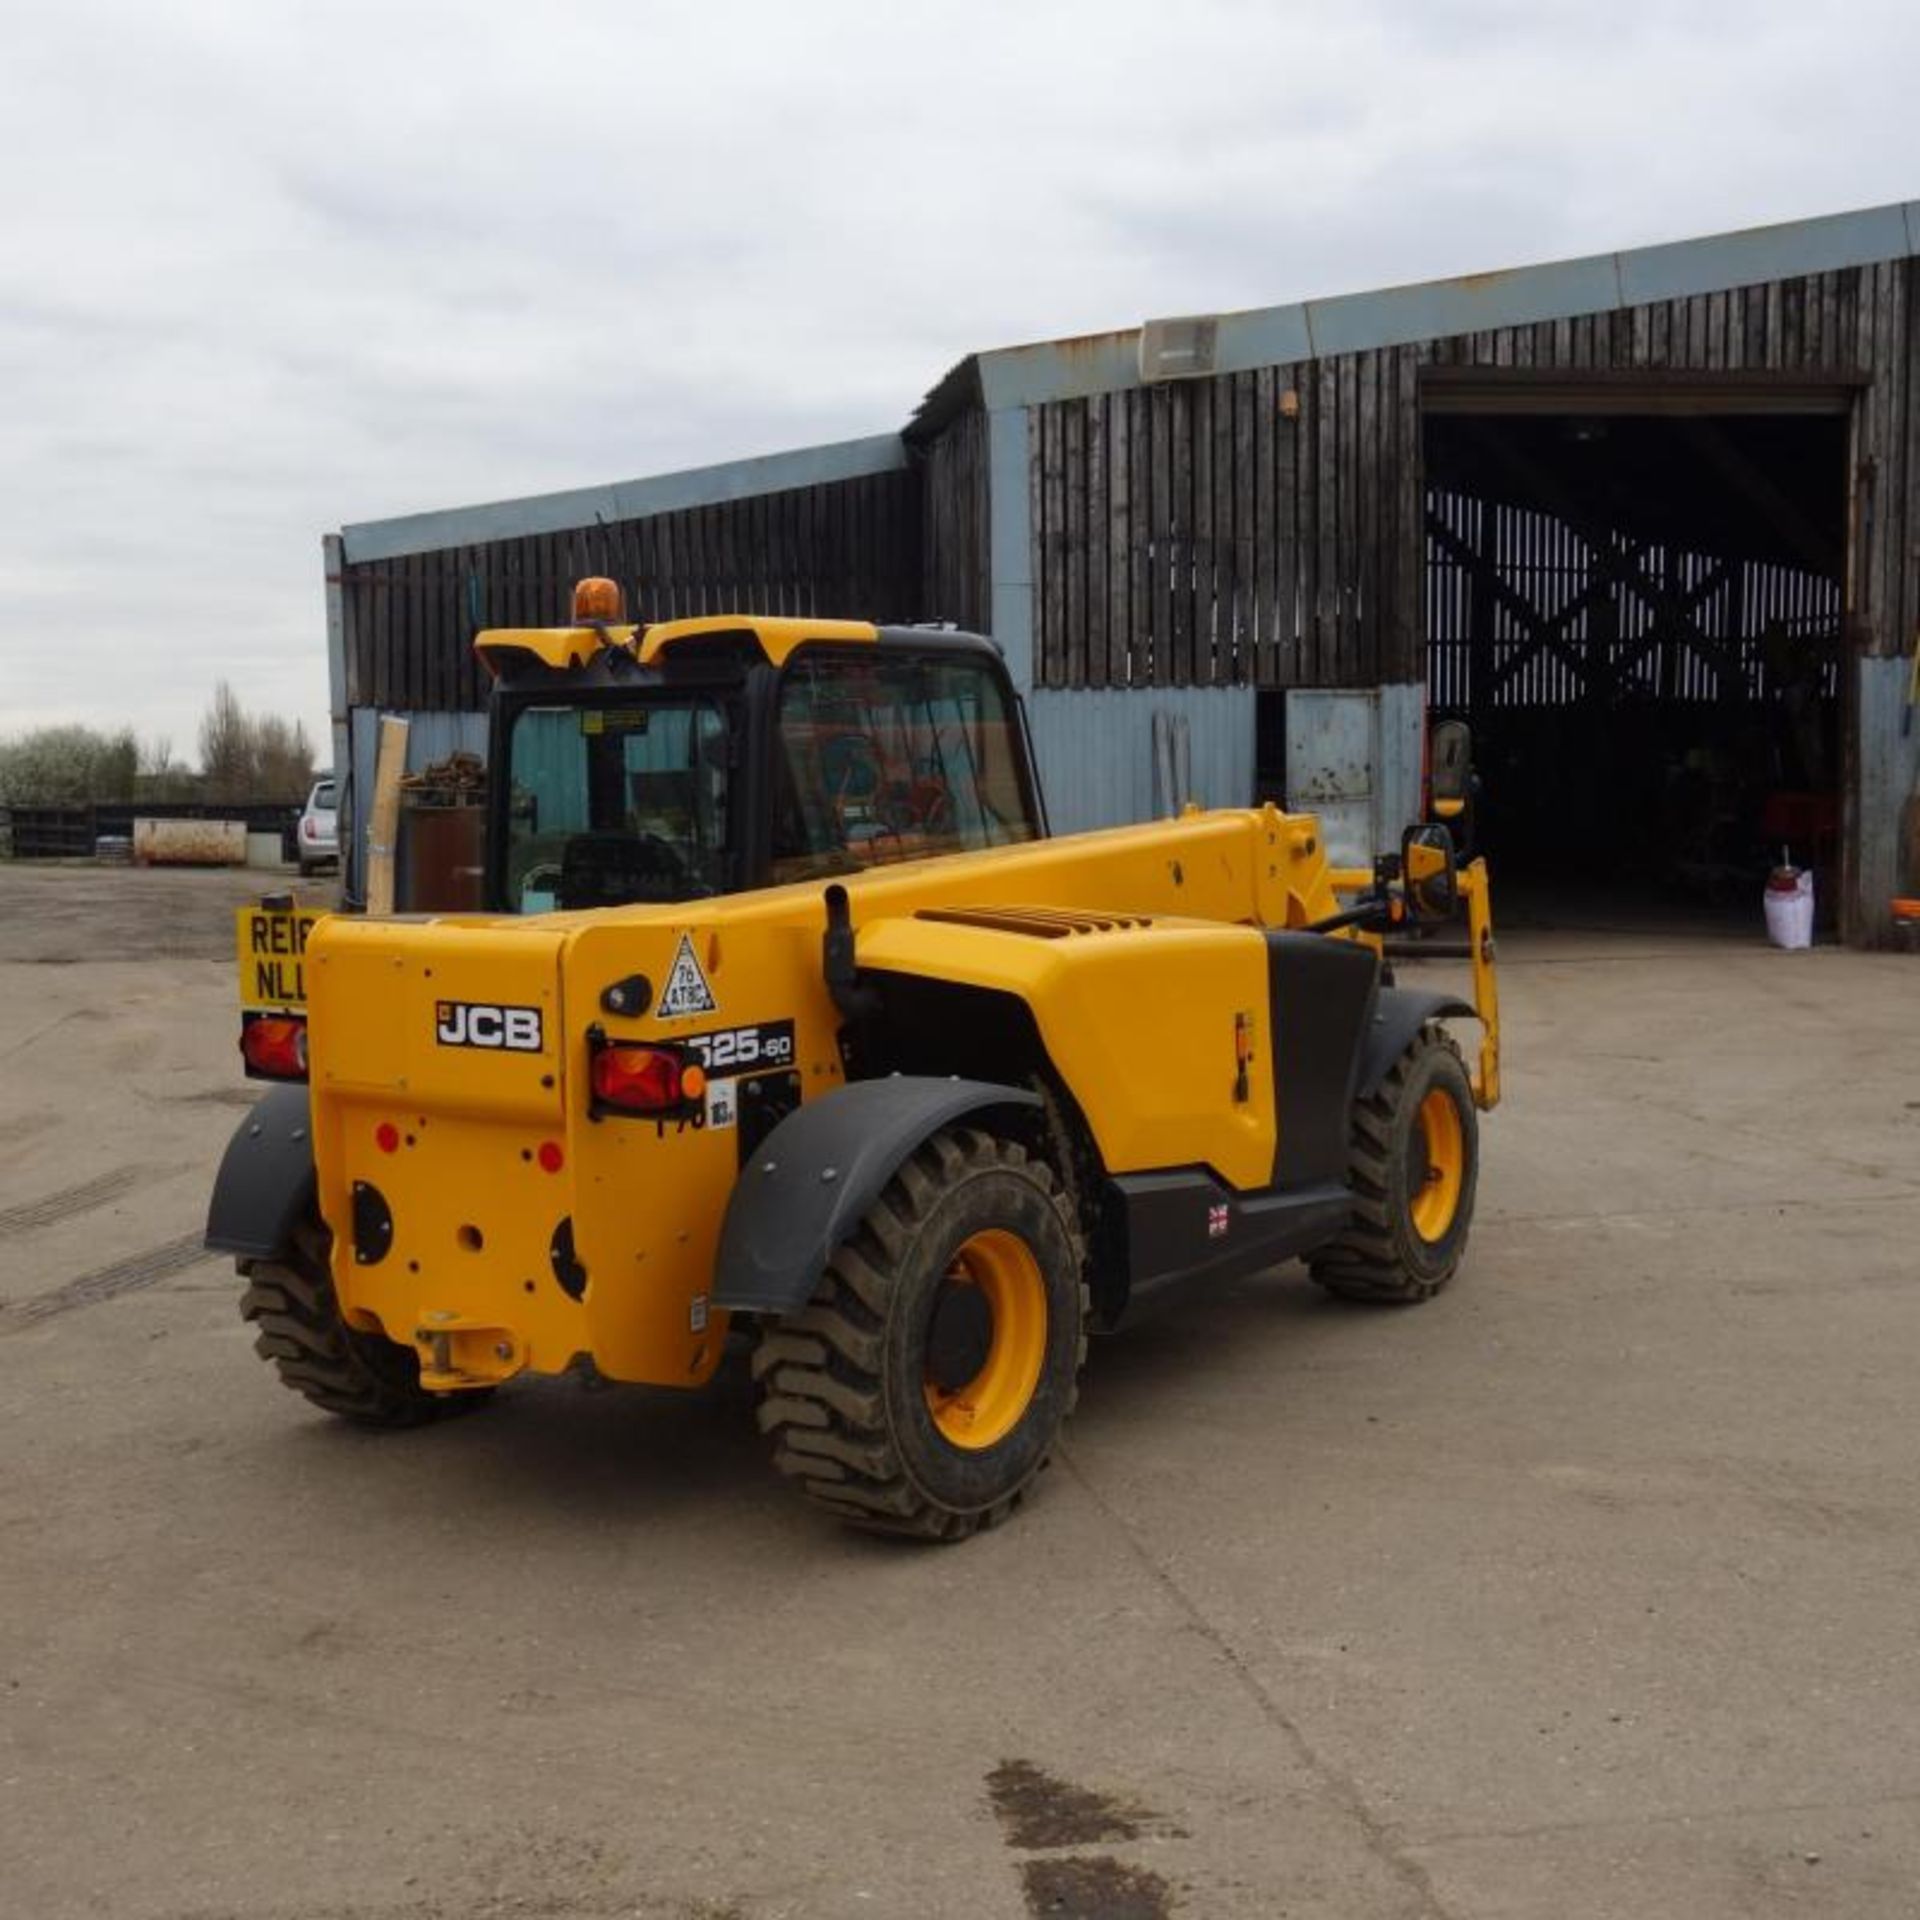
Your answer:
[340,432,909,565]
[910,199,1919,430]
[342,201,1918,557]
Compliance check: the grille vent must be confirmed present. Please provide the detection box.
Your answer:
[914,906,1153,940]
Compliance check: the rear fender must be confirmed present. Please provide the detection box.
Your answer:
[712,1077,1040,1316]
[204,1084,316,1261]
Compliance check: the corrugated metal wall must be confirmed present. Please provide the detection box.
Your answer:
[1855,656,1920,915]
[1025,687,1254,835]
[1024,683,1428,850]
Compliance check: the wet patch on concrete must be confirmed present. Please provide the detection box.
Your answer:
[987,1758,1159,1851]
[1018,1854,1175,1918]
[988,1761,1180,1916]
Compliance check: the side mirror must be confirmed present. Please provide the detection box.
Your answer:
[1401,822,1459,920]
[1430,719,1473,818]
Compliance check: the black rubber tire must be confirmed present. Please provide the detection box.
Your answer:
[751,1127,1088,1542]
[1310,1023,1478,1305]
[238,1214,487,1427]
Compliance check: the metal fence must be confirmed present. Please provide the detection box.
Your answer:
[4,802,301,861]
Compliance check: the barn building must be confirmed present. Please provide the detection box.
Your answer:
[327,201,1920,943]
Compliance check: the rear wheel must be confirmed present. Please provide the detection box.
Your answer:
[239,1213,485,1427]
[751,1127,1087,1541]
[1310,1024,1478,1304]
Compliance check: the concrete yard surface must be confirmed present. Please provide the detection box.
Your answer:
[2,863,1917,1918]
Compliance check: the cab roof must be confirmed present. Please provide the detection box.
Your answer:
[474,614,994,679]
[640,615,878,666]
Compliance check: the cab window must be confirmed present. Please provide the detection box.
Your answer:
[771,651,1037,884]
[504,699,729,911]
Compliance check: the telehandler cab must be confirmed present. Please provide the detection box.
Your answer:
[209,580,1500,1540]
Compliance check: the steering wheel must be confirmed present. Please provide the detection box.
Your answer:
[558,832,695,909]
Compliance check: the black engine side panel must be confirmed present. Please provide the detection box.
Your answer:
[1265,931,1380,1189]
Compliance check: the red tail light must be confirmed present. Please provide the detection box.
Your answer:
[241,1013,308,1081]
[589,1044,707,1114]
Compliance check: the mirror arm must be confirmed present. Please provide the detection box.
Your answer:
[1305,894,1404,937]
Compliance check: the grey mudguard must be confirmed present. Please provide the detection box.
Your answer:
[1357,986,1476,1098]
[712,1076,1041,1316]
[204,1083,317,1260]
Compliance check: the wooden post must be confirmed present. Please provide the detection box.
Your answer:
[365,715,410,916]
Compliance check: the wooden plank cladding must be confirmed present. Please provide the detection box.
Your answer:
[919,408,991,634]
[1032,258,1917,690]
[342,468,923,711]
[1425,488,1843,714]
[338,252,1914,709]
[1032,355,1420,691]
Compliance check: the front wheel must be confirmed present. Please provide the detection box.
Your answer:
[752,1127,1087,1541]
[1310,1024,1479,1304]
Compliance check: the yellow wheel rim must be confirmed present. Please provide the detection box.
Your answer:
[1410,1088,1466,1242]
[923,1228,1048,1451]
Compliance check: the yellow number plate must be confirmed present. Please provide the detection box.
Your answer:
[236,906,323,1011]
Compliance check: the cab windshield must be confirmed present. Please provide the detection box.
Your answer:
[771,650,1039,883]
[503,699,729,912]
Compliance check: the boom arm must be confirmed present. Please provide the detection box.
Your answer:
[1325,854,1501,1110]
[1459,859,1500,1107]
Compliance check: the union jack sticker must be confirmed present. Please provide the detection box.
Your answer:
[1207,1202,1230,1239]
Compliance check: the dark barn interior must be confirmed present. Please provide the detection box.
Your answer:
[1423,395,1849,922]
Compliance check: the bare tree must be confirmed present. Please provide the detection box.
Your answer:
[198,683,252,801]
[253,715,316,801]
[135,735,200,802]
[197,685,313,802]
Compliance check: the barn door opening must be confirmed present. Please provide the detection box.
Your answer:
[1422,384,1852,931]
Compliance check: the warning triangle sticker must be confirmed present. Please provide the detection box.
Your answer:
[657,933,718,1018]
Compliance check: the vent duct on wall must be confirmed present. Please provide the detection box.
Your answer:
[1138,315,1219,383]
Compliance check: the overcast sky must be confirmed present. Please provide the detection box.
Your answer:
[2,0,1915,765]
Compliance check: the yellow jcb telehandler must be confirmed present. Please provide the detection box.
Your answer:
[208,581,1500,1540]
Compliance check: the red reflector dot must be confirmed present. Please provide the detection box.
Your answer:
[375,1123,400,1154]
[537,1141,564,1174]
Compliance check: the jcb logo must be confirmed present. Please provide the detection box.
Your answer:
[435,1001,543,1052]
